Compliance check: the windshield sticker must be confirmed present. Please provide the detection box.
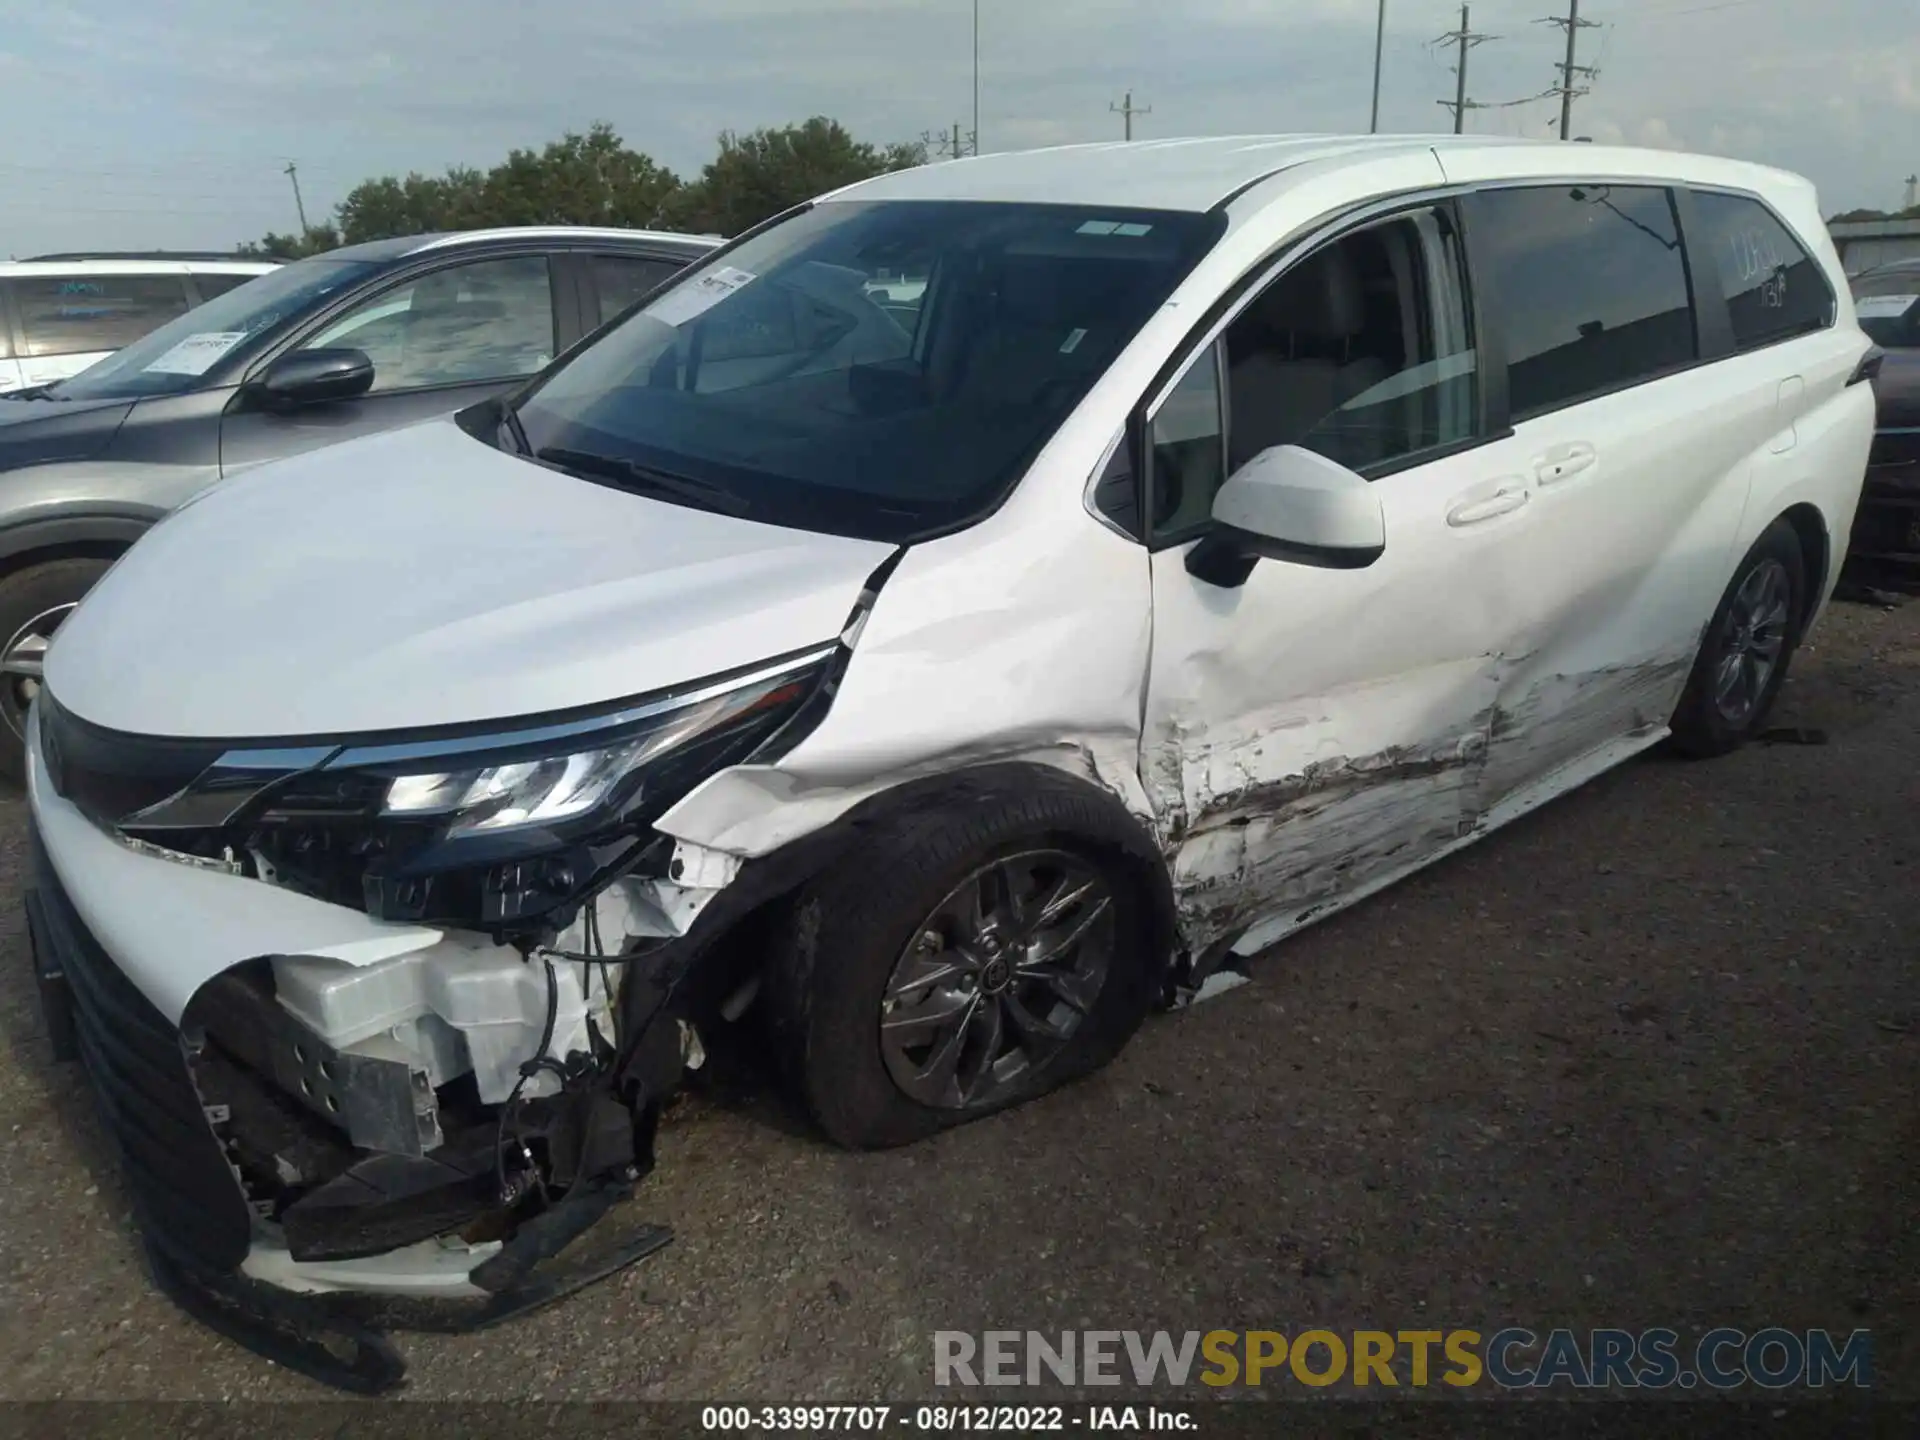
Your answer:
[1076,220,1154,238]
[142,331,248,376]
[646,266,758,327]
[1856,294,1917,319]
[1060,327,1088,354]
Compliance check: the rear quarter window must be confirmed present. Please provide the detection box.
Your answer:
[1469,184,1695,421]
[13,273,194,357]
[190,272,261,302]
[1689,191,1835,352]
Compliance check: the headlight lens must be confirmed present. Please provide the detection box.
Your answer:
[375,676,801,835]
[114,646,837,931]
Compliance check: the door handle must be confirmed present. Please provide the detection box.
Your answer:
[1446,482,1530,528]
[1533,442,1596,487]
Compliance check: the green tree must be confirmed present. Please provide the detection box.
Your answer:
[335,168,488,244]
[474,124,681,230]
[667,118,927,236]
[236,223,341,259]
[237,117,924,252]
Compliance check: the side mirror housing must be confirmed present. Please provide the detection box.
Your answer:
[1185,444,1385,587]
[252,348,374,408]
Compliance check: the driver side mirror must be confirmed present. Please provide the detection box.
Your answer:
[251,347,374,409]
[1185,445,1385,588]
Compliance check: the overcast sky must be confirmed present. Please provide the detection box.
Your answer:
[1,0,1912,256]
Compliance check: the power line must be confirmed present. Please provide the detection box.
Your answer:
[1110,90,1152,141]
[1537,0,1601,140]
[1433,5,1496,134]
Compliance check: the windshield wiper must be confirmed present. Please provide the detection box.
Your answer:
[533,445,749,516]
[5,384,66,402]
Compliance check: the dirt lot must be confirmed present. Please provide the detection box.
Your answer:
[1,599,1916,1403]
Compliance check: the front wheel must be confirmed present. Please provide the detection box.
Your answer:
[765,794,1160,1149]
[1669,520,1806,758]
[0,557,114,782]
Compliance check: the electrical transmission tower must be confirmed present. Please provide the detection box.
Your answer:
[1538,0,1600,140]
[1111,90,1152,141]
[921,123,977,160]
[1434,6,1495,134]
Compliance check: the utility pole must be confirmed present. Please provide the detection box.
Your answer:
[1434,7,1493,135]
[973,0,981,156]
[1539,0,1600,141]
[1111,90,1152,141]
[1369,0,1387,133]
[283,161,309,232]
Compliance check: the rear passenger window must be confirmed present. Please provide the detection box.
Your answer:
[13,274,193,358]
[1472,185,1695,420]
[592,255,685,326]
[1690,191,1834,351]
[190,272,258,302]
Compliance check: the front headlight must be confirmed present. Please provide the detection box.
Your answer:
[118,645,837,931]
[374,673,806,836]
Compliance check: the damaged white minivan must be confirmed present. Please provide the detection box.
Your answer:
[25,136,1874,1389]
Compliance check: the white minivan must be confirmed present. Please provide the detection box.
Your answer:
[0,254,278,393]
[23,136,1875,1388]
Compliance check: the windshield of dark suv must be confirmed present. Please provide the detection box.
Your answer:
[1853,269,1920,350]
[50,257,381,400]
[512,200,1224,542]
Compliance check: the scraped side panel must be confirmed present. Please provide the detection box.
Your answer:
[1150,652,1497,953]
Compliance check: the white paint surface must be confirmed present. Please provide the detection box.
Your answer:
[23,140,1880,1304]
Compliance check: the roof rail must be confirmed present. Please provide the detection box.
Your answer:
[19,250,271,263]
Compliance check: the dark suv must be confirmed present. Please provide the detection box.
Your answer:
[0,226,714,774]
[1847,259,1920,593]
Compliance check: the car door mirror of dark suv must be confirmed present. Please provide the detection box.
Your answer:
[253,348,374,408]
[1186,444,1386,588]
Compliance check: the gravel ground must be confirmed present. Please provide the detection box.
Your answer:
[1,598,1916,1404]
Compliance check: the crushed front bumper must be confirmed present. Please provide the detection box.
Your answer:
[23,723,679,1392]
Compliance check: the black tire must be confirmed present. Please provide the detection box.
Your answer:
[0,557,114,783]
[764,789,1161,1149]
[1669,519,1807,759]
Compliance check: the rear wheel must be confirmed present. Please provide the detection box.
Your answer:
[0,557,114,782]
[765,794,1159,1149]
[1669,520,1806,758]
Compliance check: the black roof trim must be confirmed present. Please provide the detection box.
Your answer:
[21,251,271,264]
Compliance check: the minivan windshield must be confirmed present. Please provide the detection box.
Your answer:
[513,200,1223,542]
[51,257,381,401]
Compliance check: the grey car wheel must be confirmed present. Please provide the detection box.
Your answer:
[1,601,75,740]
[1709,557,1792,728]
[879,849,1117,1113]
[0,556,115,782]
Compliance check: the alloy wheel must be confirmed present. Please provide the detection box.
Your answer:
[0,601,75,740]
[1711,557,1792,728]
[878,849,1115,1112]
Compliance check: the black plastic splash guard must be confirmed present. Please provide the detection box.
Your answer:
[146,1183,673,1394]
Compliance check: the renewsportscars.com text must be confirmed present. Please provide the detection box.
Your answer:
[933,1328,1872,1390]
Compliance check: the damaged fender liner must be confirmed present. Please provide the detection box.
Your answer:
[26,829,673,1395]
[640,759,1188,1034]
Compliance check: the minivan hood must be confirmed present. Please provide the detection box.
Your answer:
[0,394,134,470]
[47,419,895,739]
